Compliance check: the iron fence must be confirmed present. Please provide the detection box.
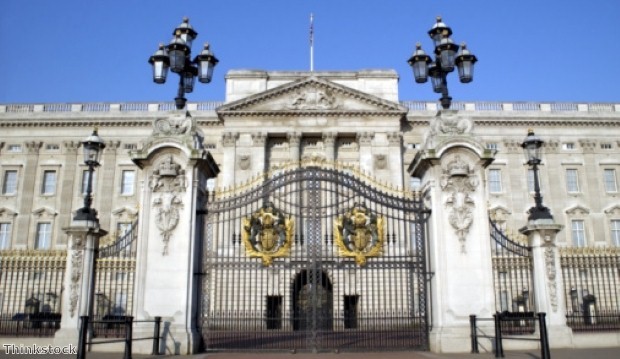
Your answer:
[489,220,534,334]
[0,250,66,337]
[560,247,620,332]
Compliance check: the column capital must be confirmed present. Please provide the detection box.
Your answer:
[387,132,402,146]
[287,132,301,145]
[356,132,374,146]
[519,223,564,248]
[322,132,337,145]
[222,132,239,147]
[251,132,267,147]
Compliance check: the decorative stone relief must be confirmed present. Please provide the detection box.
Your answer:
[322,132,337,146]
[387,132,402,146]
[544,246,558,311]
[287,132,301,146]
[150,155,186,255]
[430,112,473,136]
[288,86,339,110]
[440,155,478,253]
[374,154,388,170]
[251,132,267,147]
[69,235,86,317]
[238,154,252,170]
[222,132,238,147]
[153,114,193,136]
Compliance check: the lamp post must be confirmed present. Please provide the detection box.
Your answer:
[521,129,553,221]
[408,16,478,110]
[74,129,105,223]
[148,17,219,110]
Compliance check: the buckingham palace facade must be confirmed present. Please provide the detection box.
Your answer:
[1,70,619,354]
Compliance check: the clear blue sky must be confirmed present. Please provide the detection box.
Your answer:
[1,0,619,104]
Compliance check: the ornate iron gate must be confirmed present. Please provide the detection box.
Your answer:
[200,166,429,352]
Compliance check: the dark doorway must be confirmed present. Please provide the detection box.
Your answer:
[266,296,283,329]
[344,295,359,329]
[292,269,333,331]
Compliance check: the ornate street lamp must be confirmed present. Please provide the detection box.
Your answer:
[408,16,478,109]
[74,129,105,222]
[148,17,219,110]
[521,129,553,221]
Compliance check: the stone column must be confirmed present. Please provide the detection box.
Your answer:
[387,132,403,188]
[220,132,238,189]
[288,132,301,164]
[356,132,374,173]
[323,132,337,162]
[520,223,573,347]
[56,141,80,246]
[54,221,107,347]
[97,141,120,231]
[15,141,42,247]
[251,132,267,173]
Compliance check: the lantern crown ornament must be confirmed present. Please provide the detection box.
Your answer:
[408,16,478,109]
[148,17,218,110]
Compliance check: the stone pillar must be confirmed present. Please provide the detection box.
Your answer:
[56,141,80,246]
[408,110,496,353]
[15,141,42,247]
[520,223,573,347]
[220,132,238,188]
[54,221,107,347]
[97,140,120,231]
[387,132,403,188]
[251,132,267,173]
[356,132,374,173]
[323,132,337,161]
[288,132,301,163]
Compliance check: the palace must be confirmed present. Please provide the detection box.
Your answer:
[1,69,619,354]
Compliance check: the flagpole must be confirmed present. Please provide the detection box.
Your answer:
[310,13,314,72]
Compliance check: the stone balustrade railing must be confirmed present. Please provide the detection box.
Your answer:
[1,101,619,113]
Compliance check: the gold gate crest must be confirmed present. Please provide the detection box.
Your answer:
[334,203,385,266]
[241,202,294,266]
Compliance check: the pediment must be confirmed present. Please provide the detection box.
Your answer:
[604,205,620,216]
[565,205,590,216]
[217,76,407,117]
[32,207,58,218]
[0,207,18,218]
[112,206,139,219]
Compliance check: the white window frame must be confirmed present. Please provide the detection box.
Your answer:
[527,168,541,193]
[488,169,502,193]
[603,169,617,193]
[35,222,52,249]
[566,169,580,193]
[0,223,11,249]
[120,170,135,196]
[41,170,57,195]
[611,220,620,247]
[2,170,18,195]
[571,220,586,247]
[81,169,96,195]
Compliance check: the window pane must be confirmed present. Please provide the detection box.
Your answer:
[612,220,620,247]
[81,170,96,194]
[2,170,18,194]
[571,220,586,247]
[604,169,617,192]
[566,169,579,193]
[488,169,502,193]
[0,223,11,249]
[121,170,135,195]
[41,170,57,194]
[36,223,52,249]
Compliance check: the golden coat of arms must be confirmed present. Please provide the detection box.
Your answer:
[241,202,294,266]
[334,203,385,266]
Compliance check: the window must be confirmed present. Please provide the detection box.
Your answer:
[117,222,132,238]
[486,143,498,150]
[611,220,620,247]
[571,220,586,247]
[123,143,137,150]
[2,170,18,195]
[35,223,52,249]
[266,296,283,330]
[120,170,135,195]
[604,169,617,192]
[488,169,502,193]
[344,295,359,329]
[0,223,11,249]
[601,143,612,149]
[566,169,580,193]
[410,177,421,190]
[81,170,96,194]
[45,144,60,151]
[562,143,575,150]
[7,144,22,152]
[41,170,57,195]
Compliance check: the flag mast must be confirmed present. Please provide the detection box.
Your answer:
[310,13,314,72]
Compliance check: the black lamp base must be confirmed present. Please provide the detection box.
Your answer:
[527,206,554,222]
[73,207,98,222]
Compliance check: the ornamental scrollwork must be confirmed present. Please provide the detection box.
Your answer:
[150,155,186,255]
[334,203,385,266]
[69,235,86,317]
[440,155,478,253]
[545,246,558,311]
[241,202,294,266]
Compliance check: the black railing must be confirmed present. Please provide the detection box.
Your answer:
[470,312,550,359]
[77,315,161,359]
[560,247,620,332]
[0,313,61,337]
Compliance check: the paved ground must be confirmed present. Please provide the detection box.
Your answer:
[2,347,620,359]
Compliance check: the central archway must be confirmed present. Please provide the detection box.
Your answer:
[292,269,333,331]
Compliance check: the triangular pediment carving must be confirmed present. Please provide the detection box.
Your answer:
[112,206,139,220]
[32,207,58,218]
[604,205,620,216]
[0,207,18,218]
[217,76,407,117]
[565,205,590,216]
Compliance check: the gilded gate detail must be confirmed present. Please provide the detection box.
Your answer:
[201,166,430,352]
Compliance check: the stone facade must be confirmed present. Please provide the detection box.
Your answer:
[1,70,620,353]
